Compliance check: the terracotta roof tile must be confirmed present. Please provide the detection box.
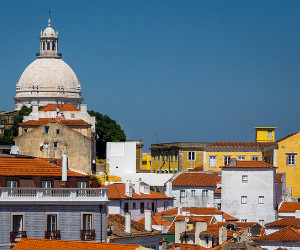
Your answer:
[167,216,213,234]
[12,238,141,250]
[106,183,172,200]
[214,187,221,194]
[279,202,300,213]
[221,161,276,169]
[171,172,221,187]
[39,104,80,112]
[216,222,258,228]
[20,118,91,127]
[207,142,275,148]
[188,166,204,172]
[253,226,300,242]
[276,173,284,183]
[0,157,85,176]
[107,214,160,238]
[265,218,300,227]
[138,214,172,227]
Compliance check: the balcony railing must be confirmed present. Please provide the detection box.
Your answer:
[80,230,95,241]
[45,230,61,240]
[10,231,27,243]
[0,188,108,202]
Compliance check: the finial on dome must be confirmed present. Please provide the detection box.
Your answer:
[48,9,51,27]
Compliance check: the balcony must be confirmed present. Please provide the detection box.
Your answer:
[36,52,62,58]
[10,231,27,243]
[0,188,108,204]
[45,230,61,240]
[80,230,95,241]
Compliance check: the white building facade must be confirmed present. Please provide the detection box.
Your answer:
[221,160,277,224]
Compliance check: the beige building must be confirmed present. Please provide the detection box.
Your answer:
[15,118,93,174]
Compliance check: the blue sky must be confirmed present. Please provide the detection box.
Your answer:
[1,1,300,151]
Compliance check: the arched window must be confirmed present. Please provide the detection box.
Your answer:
[47,42,50,50]
[43,42,45,50]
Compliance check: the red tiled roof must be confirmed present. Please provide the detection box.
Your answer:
[19,118,91,127]
[265,218,300,227]
[138,214,172,227]
[214,187,221,194]
[279,202,300,213]
[221,161,276,169]
[173,243,207,250]
[188,166,204,172]
[276,173,284,183]
[156,207,238,221]
[207,142,275,148]
[0,157,85,176]
[253,226,300,242]
[12,238,140,250]
[39,104,80,112]
[171,172,221,187]
[106,183,172,200]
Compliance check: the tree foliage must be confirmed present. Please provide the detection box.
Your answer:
[88,110,126,159]
[0,106,32,145]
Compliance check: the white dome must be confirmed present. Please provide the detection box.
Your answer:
[43,26,56,37]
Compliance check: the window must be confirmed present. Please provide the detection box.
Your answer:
[124,203,129,213]
[56,129,60,135]
[47,42,50,50]
[242,175,248,183]
[286,153,296,166]
[44,142,49,149]
[251,155,260,161]
[11,213,25,243]
[241,196,248,204]
[175,151,178,162]
[46,214,57,232]
[209,156,217,167]
[237,155,246,161]
[53,142,58,148]
[45,126,49,135]
[191,190,196,197]
[23,128,28,133]
[82,214,93,230]
[258,196,264,204]
[202,190,208,197]
[180,190,185,198]
[259,220,265,226]
[152,202,155,212]
[78,181,87,188]
[223,156,231,165]
[166,152,169,162]
[140,202,145,214]
[170,152,173,162]
[267,130,272,140]
[153,169,156,173]
[42,181,51,188]
[133,202,136,209]
[164,202,168,210]
[188,151,196,161]
[7,180,17,188]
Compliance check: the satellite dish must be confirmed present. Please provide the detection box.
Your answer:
[233,233,238,238]
[184,217,189,223]
[40,142,43,147]
[10,145,19,155]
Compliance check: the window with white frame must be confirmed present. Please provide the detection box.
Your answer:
[242,175,248,183]
[78,181,87,188]
[258,196,264,204]
[202,190,208,197]
[251,155,260,161]
[180,190,185,198]
[237,155,246,161]
[286,153,296,166]
[188,151,196,161]
[7,180,17,188]
[209,156,217,167]
[42,181,51,188]
[241,196,248,204]
[223,156,231,165]
[191,190,195,197]
[12,213,24,232]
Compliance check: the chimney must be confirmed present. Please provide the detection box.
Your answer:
[125,212,131,234]
[229,158,237,167]
[80,104,88,113]
[62,154,68,181]
[218,226,227,245]
[178,207,183,215]
[32,104,39,113]
[135,180,141,195]
[296,210,300,218]
[145,209,152,232]
[165,181,173,197]
[195,221,208,245]
[125,180,132,197]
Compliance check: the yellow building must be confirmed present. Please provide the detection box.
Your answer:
[141,153,152,171]
[255,127,277,142]
[150,142,208,174]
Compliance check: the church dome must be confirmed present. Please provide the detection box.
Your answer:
[43,26,56,37]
